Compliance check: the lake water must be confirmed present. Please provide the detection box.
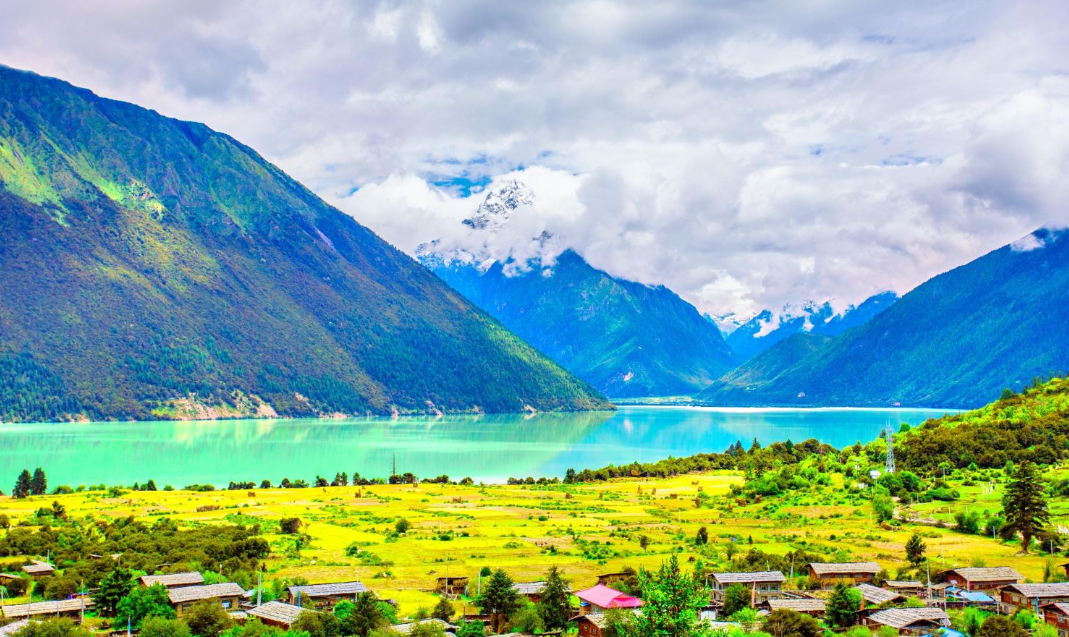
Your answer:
[0,407,955,487]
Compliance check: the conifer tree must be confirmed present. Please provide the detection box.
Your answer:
[476,569,520,634]
[620,555,708,637]
[13,469,31,499]
[1002,460,1049,553]
[826,583,861,627]
[30,468,47,496]
[906,532,926,566]
[538,565,571,631]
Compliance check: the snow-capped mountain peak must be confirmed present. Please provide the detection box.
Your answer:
[462,179,534,231]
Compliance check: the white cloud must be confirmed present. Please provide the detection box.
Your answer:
[1,0,1067,315]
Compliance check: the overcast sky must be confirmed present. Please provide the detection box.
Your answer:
[2,0,1067,317]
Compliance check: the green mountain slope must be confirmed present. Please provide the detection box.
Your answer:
[697,333,831,401]
[427,249,739,398]
[0,66,609,422]
[897,376,1069,471]
[696,229,1069,408]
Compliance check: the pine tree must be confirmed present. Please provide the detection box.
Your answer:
[1002,460,1050,553]
[538,565,571,631]
[95,567,135,615]
[695,527,709,545]
[722,583,750,617]
[13,469,32,499]
[825,582,861,627]
[906,532,926,566]
[30,468,47,496]
[620,555,708,637]
[476,569,520,634]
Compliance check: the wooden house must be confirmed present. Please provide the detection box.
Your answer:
[1001,583,1069,617]
[708,571,785,605]
[884,581,925,597]
[247,601,307,629]
[21,561,54,580]
[807,562,881,587]
[436,576,468,597]
[765,599,825,618]
[167,582,246,616]
[1043,603,1069,637]
[940,567,1022,592]
[140,572,205,589]
[856,583,905,610]
[287,581,369,609]
[0,599,88,622]
[863,608,949,636]
[512,581,568,604]
[575,613,611,637]
[574,585,642,615]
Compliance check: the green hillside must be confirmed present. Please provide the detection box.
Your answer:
[0,66,609,422]
[897,376,1069,471]
[696,332,831,401]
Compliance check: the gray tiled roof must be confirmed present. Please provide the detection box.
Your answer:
[21,562,54,575]
[168,582,246,604]
[767,599,826,613]
[944,567,1022,583]
[856,583,903,605]
[0,620,28,636]
[867,608,949,629]
[1003,583,1069,598]
[1,599,87,618]
[392,619,458,635]
[248,601,308,626]
[140,572,205,588]
[288,581,368,598]
[808,562,881,576]
[712,571,785,584]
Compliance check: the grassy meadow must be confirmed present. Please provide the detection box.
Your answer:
[3,462,1066,620]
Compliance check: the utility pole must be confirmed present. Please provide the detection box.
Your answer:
[885,423,895,474]
[392,453,397,477]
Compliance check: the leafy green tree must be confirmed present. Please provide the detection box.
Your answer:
[872,493,894,523]
[906,533,926,566]
[13,469,32,499]
[721,583,750,617]
[1001,461,1050,552]
[763,608,821,637]
[291,610,341,637]
[333,600,356,620]
[95,567,135,615]
[431,597,455,622]
[340,592,388,637]
[139,616,192,637]
[977,616,1027,637]
[116,584,176,629]
[508,604,544,634]
[184,600,234,637]
[1013,610,1036,630]
[476,569,520,634]
[1,574,29,597]
[537,565,571,631]
[394,518,411,534]
[280,518,302,534]
[826,582,862,627]
[454,621,484,637]
[9,618,93,637]
[695,527,709,545]
[619,555,708,637]
[30,468,47,496]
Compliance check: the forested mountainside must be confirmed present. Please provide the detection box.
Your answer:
[725,291,898,361]
[696,229,1069,408]
[0,66,609,422]
[426,248,739,398]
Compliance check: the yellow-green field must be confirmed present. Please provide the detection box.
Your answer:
[1,468,1064,619]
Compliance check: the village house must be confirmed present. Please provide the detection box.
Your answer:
[856,583,905,610]
[575,613,611,637]
[863,608,950,636]
[884,581,926,597]
[574,585,642,615]
[807,562,881,587]
[512,581,569,604]
[1001,583,1069,617]
[167,582,246,616]
[941,567,1022,593]
[436,576,468,597]
[21,561,54,580]
[765,599,826,618]
[1043,603,1069,637]
[0,599,88,622]
[287,581,369,609]
[247,601,307,629]
[708,571,785,605]
[139,572,205,589]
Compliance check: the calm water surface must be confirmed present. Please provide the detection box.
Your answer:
[0,406,954,486]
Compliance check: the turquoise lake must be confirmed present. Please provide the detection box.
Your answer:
[0,406,955,487]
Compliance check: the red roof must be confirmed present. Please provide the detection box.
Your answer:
[575,584,642,609]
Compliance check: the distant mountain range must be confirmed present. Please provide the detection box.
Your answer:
[723,292,899,361]
[0,66,609,422]
[696,229,1069,408]
[419,181,738,397]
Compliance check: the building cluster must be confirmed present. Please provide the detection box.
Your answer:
[3,562,1069,637]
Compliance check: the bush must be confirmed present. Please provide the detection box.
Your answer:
[184,600,234,637]
[140,617,192,637]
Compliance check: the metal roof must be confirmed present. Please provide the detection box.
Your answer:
[287,581,368,597]
[248,601,307,626]
[168,582,246,604]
